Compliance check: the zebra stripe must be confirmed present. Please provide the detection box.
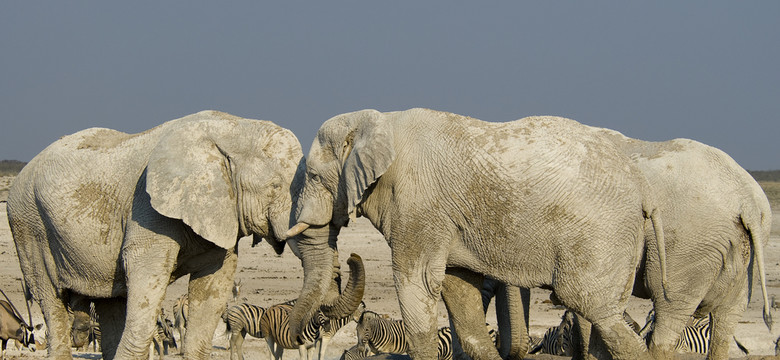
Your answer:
[356,310,407,355]
[356,310,456,359]
[340,344,371,360]
[641,310,748,355]
[675,320,709,354]
[222,302,266,360]
[172,293,188,346]
[259,302,321,359]
[224,303,266,338]
[529,309,575,356]
[151,314,177,357]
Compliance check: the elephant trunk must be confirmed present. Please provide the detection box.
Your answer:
[286,225,340,344]
[321,253,365,319]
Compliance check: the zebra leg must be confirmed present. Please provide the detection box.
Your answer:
[317,335,330,360]
[228,329,246,360]
[183,246,238,359]
[93,297,126,360]
[441,267,501,360]
[265,337,283,360]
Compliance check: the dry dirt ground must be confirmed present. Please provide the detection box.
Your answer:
[1,177,780,359]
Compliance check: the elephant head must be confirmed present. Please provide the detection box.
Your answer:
[145,111,304,253]
[285,109,391,341]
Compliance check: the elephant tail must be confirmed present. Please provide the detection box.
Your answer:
[741,203,773,330]
[645,206,668,299]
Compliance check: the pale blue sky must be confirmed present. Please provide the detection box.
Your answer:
[2,2,778,170]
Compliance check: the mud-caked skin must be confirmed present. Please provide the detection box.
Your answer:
[287,108,668,360]
[7,111,307,360]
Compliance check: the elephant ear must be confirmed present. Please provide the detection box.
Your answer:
[339,114,395,224]
[146,123,238,249]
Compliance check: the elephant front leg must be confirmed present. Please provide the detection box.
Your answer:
[392,246,447,360]
[183,246,238,359]
[441,267,500,360]
[495,284,530,359]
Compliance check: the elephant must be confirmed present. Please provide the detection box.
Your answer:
[585,129,772,359]
[6,110,341,359]
[285,108,668,360]
[484,129,773,360]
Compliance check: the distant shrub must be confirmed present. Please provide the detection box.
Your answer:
[759,181,780,211]
[0,160,27,176]
[749,170,780,182]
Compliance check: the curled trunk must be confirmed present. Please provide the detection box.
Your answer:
[320,253,365,318]
[285,225,365,344]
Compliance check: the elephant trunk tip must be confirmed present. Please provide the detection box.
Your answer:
[348,253,362,264]
[286,222,310,238]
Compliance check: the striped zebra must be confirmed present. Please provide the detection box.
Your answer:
[222,302,266,360]
[641,310,748,355]
[150,310,177,359]
[529,309,575,356]
[172,293,188,350]
[355,310,457,359]
[317,301,366,359]
[259,301,322,360]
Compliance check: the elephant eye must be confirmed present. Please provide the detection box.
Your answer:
[311,173,322,183]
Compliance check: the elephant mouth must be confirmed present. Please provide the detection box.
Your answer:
[286,222,311,238]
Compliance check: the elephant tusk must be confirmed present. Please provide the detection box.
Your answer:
[286,222,310,238]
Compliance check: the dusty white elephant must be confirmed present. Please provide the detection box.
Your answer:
[6,111,319,359]
[593,129,773,359]
[285,108,668,360]
[486,129,773,360]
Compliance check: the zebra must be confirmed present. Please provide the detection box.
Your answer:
[355,310,459,359]
[259,301,322,360]
[640,310,749,355]
[172,293,188,351]
[528,309,575,356]
[317,301,366,359]
[222,302,266,360]
[150,310,177,359]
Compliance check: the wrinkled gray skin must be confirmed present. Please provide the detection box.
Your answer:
[287,108,667,360]
[576,129,773,360]
[7,111,306,360]
[493,130,773,360]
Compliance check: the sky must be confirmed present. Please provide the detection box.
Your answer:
[1,2,779,170]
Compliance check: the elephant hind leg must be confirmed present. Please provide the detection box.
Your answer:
[589,313,650,360]
[708,304,745,360]
[38,292,72,359]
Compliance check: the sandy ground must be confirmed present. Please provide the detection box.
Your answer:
[1,181,780,359]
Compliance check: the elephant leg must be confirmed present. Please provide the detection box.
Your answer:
[441,267,500,360]
[588,313,649,360]
[571,314,594,360]
[93,297,127,360]
[708,304,745,360]
[115,236,178,358]
[183,246,238,359]
[38,292,72,359]
[495,284,530,359]
[393,246,448,360]
[648,309,691,359]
